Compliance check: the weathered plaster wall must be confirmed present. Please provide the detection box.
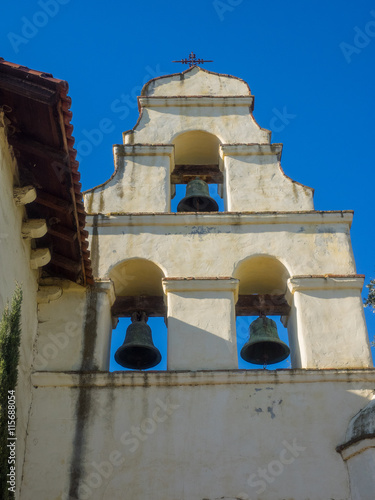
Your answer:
[0,122,39,496]
[84,145,173,214]
[288,277,371,368]
[34,279,114,372]
[223,152,314,212]
[86,213,356,280]
[143,66,252,97]
[163,278,239,370]
[21,370,375,500]
[124,103,269,145]
[346,448,375,500]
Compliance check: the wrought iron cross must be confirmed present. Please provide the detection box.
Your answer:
[172,52,213,67]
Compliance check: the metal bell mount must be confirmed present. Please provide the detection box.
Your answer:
[115,312,162,370]
[240,314,290,366]
[177,177,219,212]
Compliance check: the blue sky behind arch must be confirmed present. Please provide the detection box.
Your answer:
[1,0,374,366]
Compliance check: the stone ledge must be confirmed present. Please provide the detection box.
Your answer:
[113,144,174,157]
[220,143,283,160]
[31,368,375,388]
[138,95,254,108]
[162,277,239,300]
[84,211,354,227]
[288,275,365,292]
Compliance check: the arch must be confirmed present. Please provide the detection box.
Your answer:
[234,255,290,295]
[109,259,167,372]
[109,258,165,297]
[234,255,292,370]
[172,130,221,165]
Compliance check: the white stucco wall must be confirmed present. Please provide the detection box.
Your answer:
[0,122,39,496]
[35,279,114,372]
[20,370,375,500]
[163,278,239,370]
[346,447,375,500]
[288,277,372,369]
[124,101,269,145]
[84,145,174,214]
[222,148,314,212]
[86,212,356,280]
[143,66,252,97]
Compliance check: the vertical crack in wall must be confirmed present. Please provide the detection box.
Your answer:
[68,287,98,498]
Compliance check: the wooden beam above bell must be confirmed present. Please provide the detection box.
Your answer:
[171,164,223,184]
[111,296,166,318]
[236,294,291,317]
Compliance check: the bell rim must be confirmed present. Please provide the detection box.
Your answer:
[240,339,290,366]
[114,344,162,370]
[177,194,219,212]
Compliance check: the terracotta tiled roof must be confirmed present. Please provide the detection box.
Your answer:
[0,58,93,285]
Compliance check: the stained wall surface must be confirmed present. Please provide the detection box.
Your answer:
[10,67,375,500]
[21,370,375,500]
[0,123,39,497]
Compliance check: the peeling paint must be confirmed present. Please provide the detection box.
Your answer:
[190,225,219,235]
[267,406,276,419]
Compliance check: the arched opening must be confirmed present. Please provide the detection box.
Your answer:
[233,255,292,369]
[170,131,224,212]
[109,259,167,371]
[234,255,290,295]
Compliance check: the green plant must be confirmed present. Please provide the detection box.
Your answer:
[0,285,22,499]
[364,278,375,310]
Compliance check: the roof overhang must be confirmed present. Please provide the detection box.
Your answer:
[0,59,93,285]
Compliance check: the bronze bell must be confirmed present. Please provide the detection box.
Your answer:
[115,312,162,370]
[177,177,219,212]
[240,315,290,366]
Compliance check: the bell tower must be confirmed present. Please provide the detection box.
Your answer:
[20,64,375,500]
[84,65,371,373]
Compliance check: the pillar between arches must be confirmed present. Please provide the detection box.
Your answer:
[287,275,372,369]
[162,277,239,370]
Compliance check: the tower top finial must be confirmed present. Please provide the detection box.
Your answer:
[172,51,213,68]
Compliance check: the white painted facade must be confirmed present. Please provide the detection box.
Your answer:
[0,119,40,494]
[1,67,374,499]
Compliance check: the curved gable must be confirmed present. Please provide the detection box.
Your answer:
[142,66,251,97]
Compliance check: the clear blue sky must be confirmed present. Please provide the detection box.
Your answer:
[1,0,374,367]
